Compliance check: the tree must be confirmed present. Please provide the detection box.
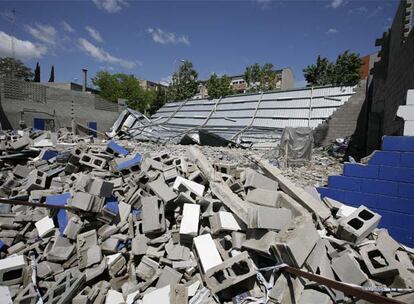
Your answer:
[48,65,55,82]
[206,73,233,99]
[33,62,40,82]
[303,51,362,86]
[168,60,198,101]
[92,71,155,113]
[0,57,33,80]
[244,63,278,92]
[331,51,362,86]
[148,86,167,115]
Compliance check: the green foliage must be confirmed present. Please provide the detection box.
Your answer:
[206,73,233,99]
[168,60,198,101]
[148,86,167,115]
[244,63,278,92]
[48,65,55,82]
[0,57,33,80]
[33,62,40,82]
[303,51,362,86]
[92,71,155,113]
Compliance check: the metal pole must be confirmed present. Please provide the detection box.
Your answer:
[308,86,313,127]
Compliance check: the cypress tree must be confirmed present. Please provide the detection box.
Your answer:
[33,62,40,82]
[48,65,55,82]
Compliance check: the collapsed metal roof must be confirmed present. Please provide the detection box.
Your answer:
[109,85,356,149]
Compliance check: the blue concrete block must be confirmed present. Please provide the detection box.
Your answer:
[398,183,414,199]
[343,163,379,179]
[46,192,71,206]
[400,152,414,168]
[372,208,414,230]
[0,240,7,252]
[328,176,362,191]
[382,136,414,152]
[317,187,377,209]
[104,196,119,215]
[381,225,414,247]
[360,179,398,196]
[369,151,401,166]
[379,166,414,183]
[107,140,129,156]
[56,210,68,235]
[376,196,414,215]
[116,153,142,171]
[42,150,59,161]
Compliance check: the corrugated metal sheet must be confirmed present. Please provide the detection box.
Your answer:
[111,85,356,149]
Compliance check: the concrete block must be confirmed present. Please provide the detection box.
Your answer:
[379,166,414,183]
[26,169,47,191]
[246,188,280,207]
[156,266,183,288]
[13,165,31,178]
[332,253,368,285]
[77,230,102,269]
[360,245,398,280]
[193,234,222,273]
[269,273,304,304]
[337,206,381,243]
[114,153,141,174]
[400,152,414,168]
[79,153,107,170]
[243,168,278,190]
[173,176,205,197]
[249,206,292,231]
[63,216,83,240]
[142,196,166,234]
[70,192,104,212]
[210,211,241,234]
[148,178,177,204]
[204,251,256,293]
[298,289,332,304]
[142,285,170,304]
[382,136,414,152]
[0,255,26,286]
[369,151,401,166]
[328,176,362,191]
[87,178,114,198]
[131,235,149,256]
[107,140,129,156]
[35,216,55,238]
[273,217,320,268]
[13,283,38,304]
[105,289,124,304]
[47,235,75,262]
[136,256,159,281]
[9,136,30,150]
[343,163,379,179]
[0,286,12,304]
[179,203,200,240]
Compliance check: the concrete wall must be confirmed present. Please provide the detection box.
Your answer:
[362,0,414,154]
[0,78,120,135]
[314,80,366,146]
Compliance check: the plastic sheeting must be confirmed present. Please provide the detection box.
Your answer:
[279,127,314,163]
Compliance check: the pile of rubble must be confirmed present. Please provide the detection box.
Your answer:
[0,129,413,304]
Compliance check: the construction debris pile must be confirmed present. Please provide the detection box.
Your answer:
[0,129,413,304]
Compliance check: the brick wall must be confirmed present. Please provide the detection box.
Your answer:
[318,136,414,246]
[0,79,120,135]
[314,81,366,146]
[363,0,414,153]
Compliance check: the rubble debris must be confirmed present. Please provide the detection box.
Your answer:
[0,129,412,303]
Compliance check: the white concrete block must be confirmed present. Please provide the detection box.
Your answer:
[180,204,200,237]
[337,205,357,218]
[218,211,241,231]
[118,201,131,222]
[187,280,200,297]
[105,289,124,304]
[126,290,140,304]
[407,89,414,105]
[0,286,12,304]
[173,176,205,197]
[193,234,222,272]
[0,255,26,285]
[106,253,121,267]
[403,120,414,136]
[143,285,171,304]
[397,105,414,120]
[35,216,55,238]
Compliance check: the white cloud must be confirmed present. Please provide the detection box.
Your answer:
[78,38,138,69]
[62,21,75,33]
[368,6,383,18]
[147,28,190,46]
[326,28,338,35]
[85,26,103,43]
[25,23,58,45]
[348,6,368,14]
[0,31,47,60]
[1,10,14,22]
[255,0,272,10]
[159,75,172,86]
[92,0,128,13]
[329,0,344,9]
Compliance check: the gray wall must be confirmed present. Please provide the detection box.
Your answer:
[365,0,414,152]
[0,79,120,135]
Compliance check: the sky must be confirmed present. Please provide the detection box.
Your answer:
[0,0,399,87]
